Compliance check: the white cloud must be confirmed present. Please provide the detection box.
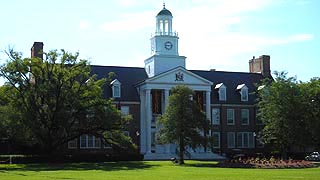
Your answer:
[79,20,90,29]
[284,34,314,43]
[94,0,313,73]
[181,32,314,72]
[100,11,153,32]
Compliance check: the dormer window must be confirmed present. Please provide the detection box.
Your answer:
[110,79,121,98]
[215,83,226,101]
[236,84,248,101]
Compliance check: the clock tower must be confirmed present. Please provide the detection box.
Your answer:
[145,4,186,77]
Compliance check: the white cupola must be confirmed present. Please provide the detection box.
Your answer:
[144,4,186,78]
[156,3,173,36]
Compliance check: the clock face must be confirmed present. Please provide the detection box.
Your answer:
[164,41,173,50]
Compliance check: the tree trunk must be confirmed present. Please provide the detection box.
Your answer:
[179,137,185,165]
[281,145,288,160]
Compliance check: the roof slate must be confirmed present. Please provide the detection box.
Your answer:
[191,70,264,104]
[90,65,265,104]
[91,65,147,102]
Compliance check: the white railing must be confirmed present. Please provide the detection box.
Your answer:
[153,31,178,37]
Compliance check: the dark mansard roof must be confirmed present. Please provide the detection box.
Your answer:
[91,65,265,104]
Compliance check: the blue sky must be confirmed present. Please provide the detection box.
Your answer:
[0,0,319,84]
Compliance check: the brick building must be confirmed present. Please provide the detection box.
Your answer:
[31,5,271,160]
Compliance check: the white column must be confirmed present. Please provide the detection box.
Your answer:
[164,89,171,153]
[206,91,211,123]
[156,20,159,33]
[164,89,169,111]
[146,89,152,153]
[163,20,166,34]
[139,91,146,154]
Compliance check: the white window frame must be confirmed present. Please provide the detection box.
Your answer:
[241,88,248,101]
[227,109,235,125]
[227,132,235,148]
[212,132,220,148]
[215,83,227,101]
[236,84,248,102]
[80,134,101,149]
[219,87,226,101]
[237,132,255,148]
[241,109,249,125]
[212,108,220,125]
[110,79,121,98]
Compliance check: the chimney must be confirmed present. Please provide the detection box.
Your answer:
[31,42,44,59]
[249,55,271,77]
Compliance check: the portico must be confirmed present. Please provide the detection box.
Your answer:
[137,67,215,158]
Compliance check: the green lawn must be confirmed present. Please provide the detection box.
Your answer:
[0,161,319,180]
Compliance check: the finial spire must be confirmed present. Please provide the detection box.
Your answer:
[163,2,165,9]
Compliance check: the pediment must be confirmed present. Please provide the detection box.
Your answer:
[145,66,213,86]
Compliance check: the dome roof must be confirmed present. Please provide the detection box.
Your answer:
[157,4,172,16]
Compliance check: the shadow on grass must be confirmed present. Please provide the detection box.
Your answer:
[0,161,158,172]
[178,161,222,168]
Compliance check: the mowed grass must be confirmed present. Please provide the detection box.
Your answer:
[0,160,319,180]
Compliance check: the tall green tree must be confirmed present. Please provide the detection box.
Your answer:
[257,71,312,158]
[0,85,31,149]
[0,49,133,155]
[157,85,208,164]
[300,78,320,149]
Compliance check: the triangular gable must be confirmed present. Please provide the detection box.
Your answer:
[145,66,213,85]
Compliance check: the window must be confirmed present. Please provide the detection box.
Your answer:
[215,83,226,101]
[212,132,220,148]
[121,106,129,116]
[241,109,249,125]
[227,132,235,148]
[80,134,101,149]
[87,135,94,148]
[241,88,248,101]
[110,79,121,98]
[237,132,255,148]
[219,87,226,101]
[227,109,235,125]
[212,108,220,125]
[113,85,120,97]
[68,139,77,149]
[236,84,248,101]
[152,90,162,114]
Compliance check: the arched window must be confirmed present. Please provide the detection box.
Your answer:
[236,84,248,101]
[215,83,227,101]
[110,79,121,98]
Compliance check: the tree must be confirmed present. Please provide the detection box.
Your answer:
[0,85,32,152]
[0,49,133,155]
[157,85,208,164]
[257,71,312,158]
[300,78,320,149]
